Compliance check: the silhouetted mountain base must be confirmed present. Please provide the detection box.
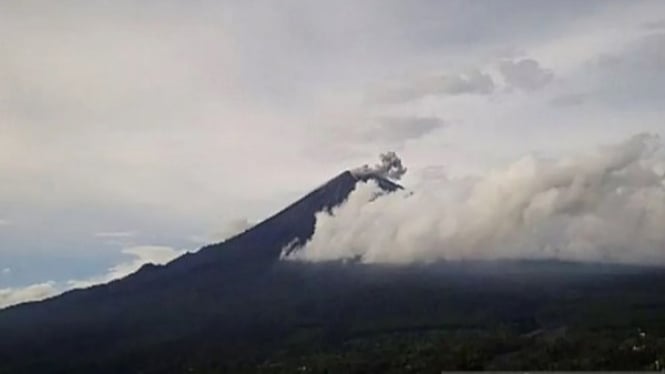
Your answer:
[1,172,665,372]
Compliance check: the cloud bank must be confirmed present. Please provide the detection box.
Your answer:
[287,134,665,265]
[67,245,185,289]
[0,282,58,310]
[0,245,184,309]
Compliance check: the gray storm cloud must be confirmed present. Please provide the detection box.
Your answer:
[499,58,554,91]
[352,152,408,181]
[287,134,665,265]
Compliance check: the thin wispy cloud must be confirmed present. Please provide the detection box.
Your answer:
[0,282,58,310]
[94,231,137,239]
[371,69,495,104]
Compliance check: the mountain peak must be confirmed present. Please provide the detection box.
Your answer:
[161,169,401,275]
[350,151,407,181]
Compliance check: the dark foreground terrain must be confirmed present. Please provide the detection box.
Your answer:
[2,260,665,373]
[1,172,664,373]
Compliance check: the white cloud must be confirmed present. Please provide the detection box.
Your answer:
[211,219,254,243]
[67,245,185,289]
[190,218,256,244]
[0,245,185,309]
[0,282,58,309]
[287,134,665,265]
[0,219,10,226]
[1,268,10,276]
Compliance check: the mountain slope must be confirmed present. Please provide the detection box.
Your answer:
[1,171,665,373]
[0,171,402,372]
[166,170,401,272]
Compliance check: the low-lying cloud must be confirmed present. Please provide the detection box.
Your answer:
[0,282,58,310]
[0,245,184,309]
[67,245,185,289]
[287,134,665,265]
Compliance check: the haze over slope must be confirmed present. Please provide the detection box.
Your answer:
[287,134,665,265]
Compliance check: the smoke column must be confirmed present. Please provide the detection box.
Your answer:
[287,134,665,265]
[351,151,407,180]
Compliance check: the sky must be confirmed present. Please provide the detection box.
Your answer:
[2,0,665,307]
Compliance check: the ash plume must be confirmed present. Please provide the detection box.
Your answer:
[287,134,665,265]
[352,152,407,181]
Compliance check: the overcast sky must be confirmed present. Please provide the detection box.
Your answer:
[2,0,665,306]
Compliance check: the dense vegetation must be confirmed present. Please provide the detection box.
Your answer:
[245,328,665,373]
[2,260,665,373]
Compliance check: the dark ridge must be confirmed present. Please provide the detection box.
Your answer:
[0,170,402,313]
[160,170,402,273]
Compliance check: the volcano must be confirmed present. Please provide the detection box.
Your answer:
[168,170,402,272]
[1,170,665,373]
[0,171,403,372]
